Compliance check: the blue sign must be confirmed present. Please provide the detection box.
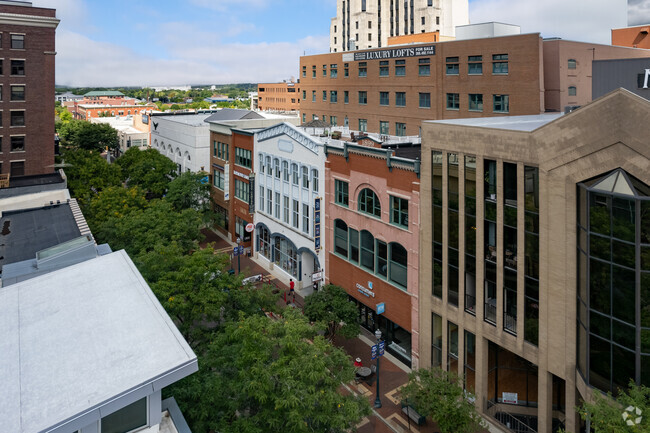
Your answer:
[371,344,378,360]
[200,176,209,184]
[314,197,321,251]
[238,246,244,255]
[376,303,385,315]
[378,341,385,356]
[233,247,240,256]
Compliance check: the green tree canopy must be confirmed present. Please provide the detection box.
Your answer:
[116,148,178,197]
[60,149,123,201]
[170,310,371,433]
[85,186,148,228]
[303,284,360,341]
[165,171,212,212]
[400,367,485,433]
[58,120,119,152]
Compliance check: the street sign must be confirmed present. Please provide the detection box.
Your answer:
[376,302,385,315]
[371,344,378,360]
[378,341,385,356]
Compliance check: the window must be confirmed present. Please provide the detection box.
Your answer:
[344,63,349,77]
[259,186,264,210]
[234,179,249,202]
[331,116,337,126]
[380,60,389,76]
[368,33,372,41]
[235,147,251,168]
[312,90,316,102]
[312,169,319,192]
[360,230,375,271]
[568,86,577,96]
[265,156,271,175]
[302,203,310,234]
[359,118,367,132]
[10,160,24,176]
[395,92,406,107]
[335,219,348,256]
[358,188,381,218]
[0,59,3,75]
[292,163,299,185]
[419,92,431,108]
[302,166,309,188]
[395,59,406,76]
[213,169,224,189]
[344,91,349,104]
[10,111,24,126]
[292,199,299,228]
[368,20,372,28]
[395,122,406,136]
[359,62,367,77]
[446,93,459,110]
[11,34,24,49]
[274,158,280,178]
[380,91,389,106]
[283,196,290,223]
[302,66,306,77]
[422,16,425,25]
[11,60,24,76]
[330,90,337,103]
[492,54,508,74]
[468,94,483,112]
[10,136,24,151]
[302,113,306,123]
[361,0,366,11]
[322,90,327,101]
[568,58,577,69]
[101,397,147,433]
[419,58,430,76]
[389,242,408,288]
[358,91,367,104]
[493,94,509,113]
[216,141,229,160]
[335,179,349,206]
[266,188,272,213]
[330,64,338,77]
[391,196,408,227]
[10,85,24,101]
[322,64,327,76]
[468,55,482,74]
[275,192,280,218]
[380,121,389,135]
[302,90,306,100]
[446,56,459,75]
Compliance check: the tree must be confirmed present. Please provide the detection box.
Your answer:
[60,149,123,201]
[168,310,371,433]
[400,367,485,433]
[116,147,178,197]
[303,284,360,341]
[58,120,119,152]
[571,381,650,433]
[165,171,212,213]
[85,186,148,227]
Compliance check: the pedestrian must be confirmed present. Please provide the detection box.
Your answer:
[289,278,295,303]
[354,357,363,368]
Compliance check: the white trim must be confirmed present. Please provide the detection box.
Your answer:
[0,13,59,28]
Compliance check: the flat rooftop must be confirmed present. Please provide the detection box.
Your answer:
[0,250,198,433]
[427,113,564,132]
[157,112,215,126]
[0,204,81,271]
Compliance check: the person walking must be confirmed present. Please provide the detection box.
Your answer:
[289,278,295,303]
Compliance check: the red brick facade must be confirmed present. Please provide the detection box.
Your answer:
[257,82,300,113]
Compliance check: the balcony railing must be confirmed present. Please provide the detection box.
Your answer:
[484,301,496,324]
[504,311,517,334]
[465,293,476,315]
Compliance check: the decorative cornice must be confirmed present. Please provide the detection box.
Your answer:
[0,12,60,28]
[256,123,319,155]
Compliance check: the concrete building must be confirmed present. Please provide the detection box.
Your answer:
[253,122,326,295]
[300,29,650,137]
[329,0,468,52]
[324,139,421,367]
[257,81,300,113]
[91,116,150,155]
[417,88,650,433]
[55,91,83,103]
[0,1,59,177]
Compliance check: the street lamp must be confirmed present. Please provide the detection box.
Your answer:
[236,237,241,274]
[374,328,382,409]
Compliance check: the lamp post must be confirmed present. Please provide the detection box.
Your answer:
[374,328,382,408]
[236,237,241,274]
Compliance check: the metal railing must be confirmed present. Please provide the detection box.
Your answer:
[504,312,517,334]
[486,400,537,433]
[465,293,476,315]
[484,301,496,323]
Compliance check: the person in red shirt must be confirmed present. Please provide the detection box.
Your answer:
[354,358,363,368]
[289,278,295,303]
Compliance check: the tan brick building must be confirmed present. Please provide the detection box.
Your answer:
[418,88,650,433]
[257,81,300,113]
[299,33,650,137]
[0,2,59,177]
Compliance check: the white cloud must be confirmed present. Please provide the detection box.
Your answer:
[628,0,650,25]
[54,29,329,87]
[470,0,627,44]
[188,0,270,12]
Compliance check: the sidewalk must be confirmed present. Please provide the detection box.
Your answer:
[199,228,439,432]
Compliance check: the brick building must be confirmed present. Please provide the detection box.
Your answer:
[257,81,300,113]
[612,24,650,49]
[0,1,59,177]
[299,29,650,136]
[418,88,650,433]
[325,141,421,367]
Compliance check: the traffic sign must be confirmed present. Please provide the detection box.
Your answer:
[371,344,378,360]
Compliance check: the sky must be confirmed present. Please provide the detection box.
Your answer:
[31,0,650,88]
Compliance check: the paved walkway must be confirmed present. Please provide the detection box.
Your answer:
[199,228,440,432]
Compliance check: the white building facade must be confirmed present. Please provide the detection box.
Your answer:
[253,123,326,294]
[150,114,212,173]
[329,0,469,52]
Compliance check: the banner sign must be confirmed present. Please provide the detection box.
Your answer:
[314,197,321,251]
[351,44,436,61]
[248,175,255,214]
[224,163,230,201]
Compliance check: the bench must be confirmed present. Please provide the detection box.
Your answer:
[401,405,426,426]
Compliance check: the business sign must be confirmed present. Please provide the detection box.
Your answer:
[376,302,385,315]
[248,174,255,214]
[314,197,321,251]
[245,223,255,232]
[233,169,249,180]
[351,44,436,61]
[312,270,324,282]
[378,340,385,356]
[142,114,149,124]
[224,163,230,201]
[502,392,518,405]
[637,68,650,89]
[356,282,375,298]
[371,344,377,360]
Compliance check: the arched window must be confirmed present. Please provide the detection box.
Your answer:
[302,166,310,188]
[360,230,375,271]
[312,169,319,192]
[265,156,271,175]
[358,188,381,218]
[258,227,271,260]
[292,163,299,185]
[568,86,577,96]
[282,161,289,181]
[568,58,576,69]
[389,242,408,288]
[177,149,181,157]
[259,153,264,173]
[274,158,280,178]
[334,219,348,257]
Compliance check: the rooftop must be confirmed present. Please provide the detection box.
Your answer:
[0,249,198,433]
[204,108,264,123]
[156,112,216,126]
[427,113,564,132]
[84,90,125,97]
